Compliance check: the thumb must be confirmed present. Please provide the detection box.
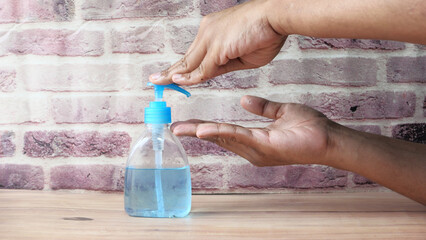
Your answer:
[240,95,286,120]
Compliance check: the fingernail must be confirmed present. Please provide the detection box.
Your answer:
[150,72,161,81]
[172,126,182,135]
[172,74,186,82]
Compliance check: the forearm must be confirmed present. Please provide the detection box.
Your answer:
[267,0,426,44]
[327,124,426,204]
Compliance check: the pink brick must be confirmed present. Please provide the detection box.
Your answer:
[298,36,405,50]
[52,96,149,123]
[191,163,224,190]
[229,165,285,189]
[2,30,103,56]
[0,69,16,92]
[23,64,133,92]
[171,95,265,122]
[24,131,131,158]
[0,0,74,23]
[270,58,378,86]
[0,131,15,157]
[191,69,259,89]
[0,164,44,190]
[112,26,165,54]
[392,123,426,144]
[228,164,347,189]
[168,25,198,54]
[50,164,123,191]
[353,174,375,185]
[284,166,348,189]
[179,136,234,156]
[299,91,416,120]
[345,125,381,135]
[386,56,426,83]
[82,0,193,20]
[200,0,247,15]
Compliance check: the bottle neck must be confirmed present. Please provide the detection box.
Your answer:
[146,123,169,129]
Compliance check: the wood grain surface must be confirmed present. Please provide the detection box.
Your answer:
[0,190,425,239]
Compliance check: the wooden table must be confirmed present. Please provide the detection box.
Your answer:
[0,190,425,239]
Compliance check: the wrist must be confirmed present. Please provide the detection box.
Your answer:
[265,0,295,36]
[323,122,360,170]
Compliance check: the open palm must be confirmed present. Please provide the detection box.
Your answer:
[171,95,335,166]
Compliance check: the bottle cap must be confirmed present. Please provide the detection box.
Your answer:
[144,83,191,124]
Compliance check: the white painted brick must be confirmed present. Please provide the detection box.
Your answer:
[0,96,49,124]
[52,95,150,123]
[22,64,138,92]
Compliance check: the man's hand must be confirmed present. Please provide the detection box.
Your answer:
[150,0,426,87]
[171,95,336,166]
[150,0,286,86]
[172,95,426,204]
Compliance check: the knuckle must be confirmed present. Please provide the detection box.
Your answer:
[217,123,228,133]
[216,123,224,133]
[214,137,226,145]
[196,62,214,82]
[180,56,189,70]
[197,64,207,80]
[161,68,171,78]
[219,54,229,65]
[261,100,271,117]
[276,105,285,119]
[277,103,290,119]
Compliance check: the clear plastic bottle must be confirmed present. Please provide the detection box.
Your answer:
[124,83,191,218]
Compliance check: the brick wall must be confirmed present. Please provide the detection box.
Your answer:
[0,0,425,193]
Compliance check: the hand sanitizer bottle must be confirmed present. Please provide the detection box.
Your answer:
[125,83,191,218]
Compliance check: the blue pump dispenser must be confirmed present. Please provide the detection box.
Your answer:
[144,83,191,124]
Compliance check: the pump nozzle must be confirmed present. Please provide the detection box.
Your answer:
[144,83,191,124]
[147,83,191,101]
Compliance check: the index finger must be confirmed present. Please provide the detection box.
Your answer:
[172,120,256,147]
[149,37,206,85]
